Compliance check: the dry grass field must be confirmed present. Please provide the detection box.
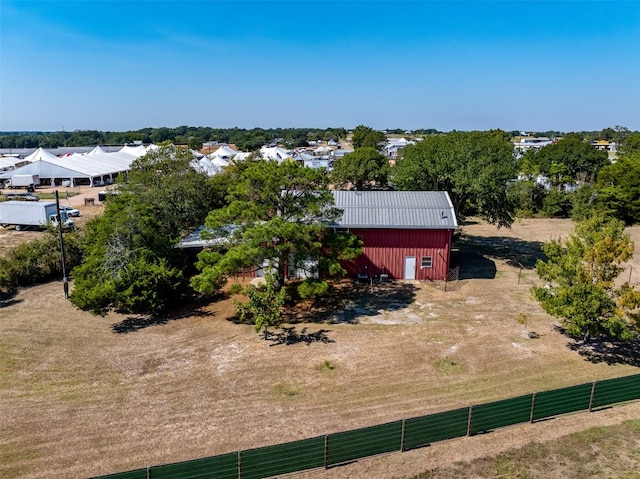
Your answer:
[2,216,640,479]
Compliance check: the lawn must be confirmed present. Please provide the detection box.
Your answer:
[1,217,639,479]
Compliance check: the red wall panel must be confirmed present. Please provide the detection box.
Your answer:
[342,229,453,281]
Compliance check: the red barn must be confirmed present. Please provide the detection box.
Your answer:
[331,191,457,281]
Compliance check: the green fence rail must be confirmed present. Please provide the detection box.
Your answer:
[240,436,325,479]
[94,469,148,479]
[532,382,594,421]
[470,394,534,435]
[403,406,470,450]
[92,374,640,479]
[592,374,640,410]
[326,420,403,467]
[150,453,238,479]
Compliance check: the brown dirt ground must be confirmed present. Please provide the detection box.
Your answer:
[2,217,640,479]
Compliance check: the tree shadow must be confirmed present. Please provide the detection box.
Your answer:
[568,339,640,367]
[451,234,546,280]
[263,326,335,346]
[0,291,22,308]
[450,248,497,280]
[282,280,417,324]
[111,293,219,334]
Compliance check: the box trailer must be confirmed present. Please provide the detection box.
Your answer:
[8,174,40,189]
[0,201,74,231]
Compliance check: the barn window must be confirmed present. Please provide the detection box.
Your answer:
[421,256,433,268]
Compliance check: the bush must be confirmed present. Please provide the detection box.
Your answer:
[542,190,572,218]
[0,229,84,294]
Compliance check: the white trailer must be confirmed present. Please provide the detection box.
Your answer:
[0,201,74,231]
[8,174,40,189]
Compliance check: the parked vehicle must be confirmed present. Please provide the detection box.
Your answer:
[7,174,40,189]
[59,205,80,217]
[4,192,40,201]
[0,201,75,231]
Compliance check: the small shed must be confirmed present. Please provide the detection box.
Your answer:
[331,190,457,281]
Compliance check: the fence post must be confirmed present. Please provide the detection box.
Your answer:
[467,406,473,436]
[588,381,597,412]
[323,434,329,469]
[400,419,406,452]
[518,264,523,284]
[147,466,151,479]
[530,392,537,423]
[237,451,242,479]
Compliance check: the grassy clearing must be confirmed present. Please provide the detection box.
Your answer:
[410,419,640,479]
[2,218,640,479]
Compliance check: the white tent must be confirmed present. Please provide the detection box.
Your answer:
[23,147,59,163]
[211,145,238,159]
[260,146,293,162]
[233,152,253,162]
[119,144,149,157]
[86,145,108,155]
[0,148,138,187]
[191,156,226,176]
[0,157,23,171]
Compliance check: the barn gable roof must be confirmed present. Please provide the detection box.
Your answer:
[331,190,457,230]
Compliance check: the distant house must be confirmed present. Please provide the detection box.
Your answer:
[384,138,415,158]
[331,149,354,160]
[513,137,555,152]
[331,190,457,281]
[294,152,332,170]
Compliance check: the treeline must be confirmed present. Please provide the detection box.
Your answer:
[1,126,635,152]
[0,126,348,152]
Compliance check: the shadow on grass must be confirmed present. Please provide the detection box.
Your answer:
[552,323,640,367]
[264,326,335,346]
[283,280,418,324]
[111,293,220,334]
[568,340,640,367]
[0,293,21,308]
[451,234,546,280]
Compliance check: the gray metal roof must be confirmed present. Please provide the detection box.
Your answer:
[331,190,457,229]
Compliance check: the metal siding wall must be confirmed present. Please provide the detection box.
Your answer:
[344,229,452,280]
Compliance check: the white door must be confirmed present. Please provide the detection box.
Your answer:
[404,256,416,280]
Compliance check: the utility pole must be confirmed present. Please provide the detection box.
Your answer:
[55,190,69,298]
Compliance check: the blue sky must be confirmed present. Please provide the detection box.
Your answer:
[1,1,639,133]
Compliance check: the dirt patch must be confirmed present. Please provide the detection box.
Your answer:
[2,218,640,479]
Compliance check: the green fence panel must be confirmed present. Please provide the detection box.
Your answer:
[149,452,238,479]
[470,394,533,435]
[91,468,148,479]
[532,382,593,421]
[592,374,640,410]
[326,420,403,467]
[239,436,325,479]
[404,407,470,450]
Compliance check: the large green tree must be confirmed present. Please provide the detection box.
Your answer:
[596,152,640,224]
[392,130,517,227]
[532,136,609,182]
[70,145,216,316]
[331,147,390,190]
[351,125,386,150]
[533,216,639,342]
[190,159,362,295]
